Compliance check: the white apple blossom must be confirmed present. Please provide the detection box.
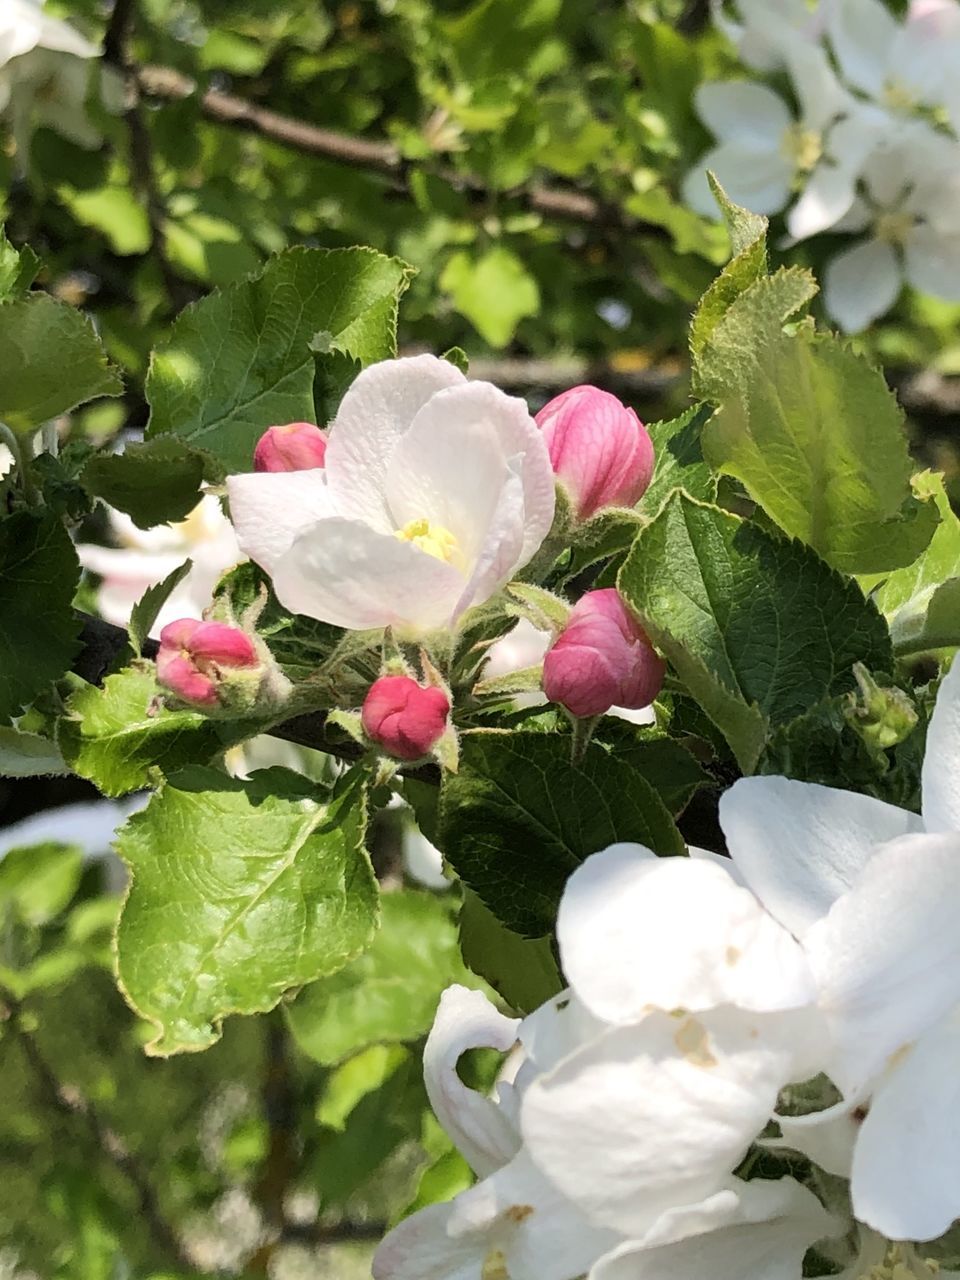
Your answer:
[826,0,960,133]
[227,356,556,637]
[373,843,829,1280]
[684,46,884,229]
[0,0,120,153]
[717,658,960,1241]
[822,132,960,332]
[77,495,243,639]
[709,0,830,72]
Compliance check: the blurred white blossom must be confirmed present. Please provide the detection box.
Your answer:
[689,0,960,329]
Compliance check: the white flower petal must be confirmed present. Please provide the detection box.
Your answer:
[922,659,960,833]
[270,516,463,633]
[804,834,960,1096]
[385,399,515,562]
[853,1010,960,1242]
[720,775,922,939]
[824,238,903,332]
[785,43,851,130]
[558,845,815,1021]
[774,1098,860,1177]
[324,354,466,531]
[693,81,792,145]
[453,467,526,620]
[905,227,960,303]
[684,142,794,217]
[521,1007,801,1237]
[424,986,521,1178]
[373,1150,621,1280]
[411,380,554,566]
[590,1178,834,1280]
[226,470,334,575]
[826,0,898,96]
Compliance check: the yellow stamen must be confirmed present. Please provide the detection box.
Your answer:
[781,124,823,176]
[876,211,915,246]
[395,517,464,568]
[482,1249,510,1280]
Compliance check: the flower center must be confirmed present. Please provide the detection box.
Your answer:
[481,1249,510,1280]
[859,1243,940,1280]
[395,517,464,569]
[875,211,915,245]
[781,124,823,176]
[883,79,917,114]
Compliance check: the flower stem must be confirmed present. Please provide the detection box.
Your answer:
[0,422,38,506]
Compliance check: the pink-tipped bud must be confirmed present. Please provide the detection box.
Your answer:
[542,588,665,719]
[361,676,451,761]
[253,422,328,473]
[157,618,260,710]
[536,386,655,522]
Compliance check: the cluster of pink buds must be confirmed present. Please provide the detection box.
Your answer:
[536,385,654,522]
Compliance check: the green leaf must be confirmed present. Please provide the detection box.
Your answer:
[81,436,206,529]
[637,403,717,519]
[440,247,539,348]
[0,225,39,301]
[698,287,938,574]
[0,294,121,432]
[145,246,412,477]
[0,843,83,926]
[129,560,193,656]
[689,176,768,364]
[595,729,708,816]
[458,888,562,1014]
[0,727,68,777]
[286,890,483,1065]
[441,730,684,937]
[115,767,378,1055]
[0,511,81,722]
[618,493,894,772]
[58,668,246,797]
[860,471,960,655]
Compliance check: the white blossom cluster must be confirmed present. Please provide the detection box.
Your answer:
[374,658,960,1280]
[684,0,960,332]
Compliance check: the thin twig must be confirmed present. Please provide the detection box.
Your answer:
[102,13,191,311]
[0,983,192,1271]
[134,64,664,238]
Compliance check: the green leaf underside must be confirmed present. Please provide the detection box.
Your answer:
[285,890,483,1065]
[0,293,121,432]
[0,727,68,777]
[0,512,81,723]
[145,246,412,477]
[698,280,937,575]
[618,493,894,773]
[441,730,683,937]
[58,668,249,797]
[115,766,378,1056]
[860,471,960,654]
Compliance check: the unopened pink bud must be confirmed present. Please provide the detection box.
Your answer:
[361,676,451,761]
[157,618,259,709]
[536,386,655,521]
[253,422,328,473]
[542,588,665,719]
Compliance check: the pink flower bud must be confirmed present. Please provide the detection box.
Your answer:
[361,676,451,761]
[542,588,665,719]
[156,618,259,709]
[253,422,328,473]
[536,386,655,521]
